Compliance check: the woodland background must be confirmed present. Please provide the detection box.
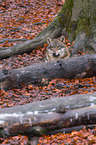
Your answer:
[0,0,96,144]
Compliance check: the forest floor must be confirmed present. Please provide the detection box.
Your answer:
[0,0,96,144]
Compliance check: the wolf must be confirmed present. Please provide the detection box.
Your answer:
[46,36,70,61]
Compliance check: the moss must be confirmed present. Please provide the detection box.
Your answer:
[76,2,96,37]
[36,0,75,39]
[85,46,95,54]
[36,16,61,38]
[36,0,96,46]
[57,0,74,27]
[77,18,87,31]
[58,16,65,27]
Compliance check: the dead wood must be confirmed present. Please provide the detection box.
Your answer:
[0,54,96,90]
[0,92,96,137]
[0,37,46,59]
[0,38,28,44]
[45,124,96,135]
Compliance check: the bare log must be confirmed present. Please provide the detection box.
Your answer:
[0,54,96,90]
[0,38,28,44]
[46,124,96,135]
[0,92,96,137]
[0,38,46,59]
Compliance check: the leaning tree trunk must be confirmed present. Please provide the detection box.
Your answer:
[0,0,96,59]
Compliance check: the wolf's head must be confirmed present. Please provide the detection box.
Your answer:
[46,36,69,61]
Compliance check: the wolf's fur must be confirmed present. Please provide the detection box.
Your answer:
[46,36,70,61]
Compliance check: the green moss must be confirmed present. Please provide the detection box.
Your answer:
[76,2,96,37]
[57,0,74,27]
[58,16,65,27]
[36,17,60,38]
[85,46,95,54]
[76,19,89,36]
[36,0,96,43]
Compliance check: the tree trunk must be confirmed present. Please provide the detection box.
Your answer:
[0,0,96,59]
[0,54,96,90]
[0,92,96,137]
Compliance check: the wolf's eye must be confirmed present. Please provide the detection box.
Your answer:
[48,46,53,50]
[48,48,53,53]
[58,45,65,49]
[58,47,62,50]
[50,47,53,51]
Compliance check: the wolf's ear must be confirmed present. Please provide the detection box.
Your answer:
[47,37,52,44]
[60,36,65,43]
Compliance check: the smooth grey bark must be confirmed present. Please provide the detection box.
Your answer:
[0,0,96,59]
[0,54,96,90]
[0,92,96,137]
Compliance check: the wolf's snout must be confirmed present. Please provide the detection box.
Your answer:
[53,52,60,57]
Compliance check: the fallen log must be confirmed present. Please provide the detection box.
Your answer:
[0,37,46,59]
[0,38,28,44]
[0,54,96,90]
[0,92,96,137]
[46,124,96,135]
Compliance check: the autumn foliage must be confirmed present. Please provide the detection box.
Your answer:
[0,0,96,144]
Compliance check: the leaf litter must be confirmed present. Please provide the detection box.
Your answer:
[0,0,96,144]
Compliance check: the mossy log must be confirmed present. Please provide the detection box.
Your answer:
[0,92,96,137]
[0,0,96,59]
[0,54,96,90]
